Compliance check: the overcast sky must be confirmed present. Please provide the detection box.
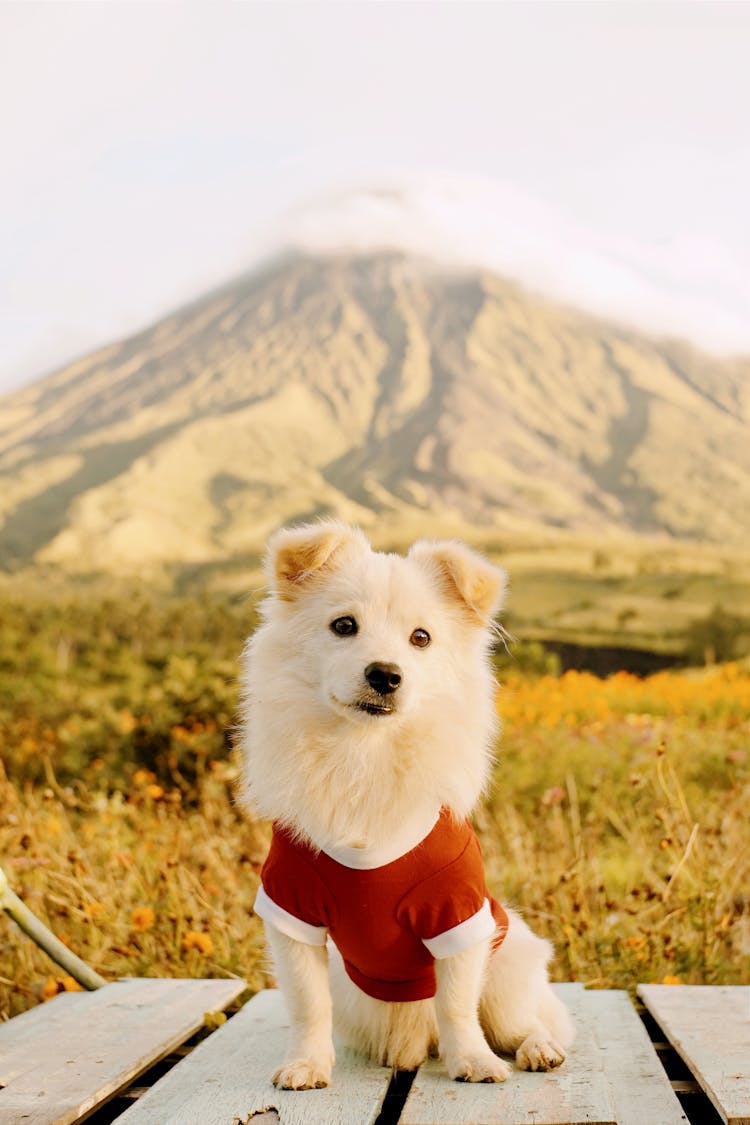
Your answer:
[2,1,750,394]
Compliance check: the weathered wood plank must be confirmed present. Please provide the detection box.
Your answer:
[117,988,394,1125]
[0,977,246,1125]
[400,984,616,1125]
[581,989,687,1125]
[638,984,750,1125]
[0,992,86,1067]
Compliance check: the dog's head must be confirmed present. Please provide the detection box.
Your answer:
[258,520,506,726]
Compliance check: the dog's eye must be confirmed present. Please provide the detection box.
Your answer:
[331,615,358,637]
[410,628,431,648]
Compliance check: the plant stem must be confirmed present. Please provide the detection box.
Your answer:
[0,864,107,990]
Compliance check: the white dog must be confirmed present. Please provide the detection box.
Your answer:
[240,521,573,1089]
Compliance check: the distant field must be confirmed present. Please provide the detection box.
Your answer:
[1,586,748,1020]
[491,535,750,662]
[505,567,750,657]
[3,528,750,663]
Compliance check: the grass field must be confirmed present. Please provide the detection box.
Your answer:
[2,611,748,1020]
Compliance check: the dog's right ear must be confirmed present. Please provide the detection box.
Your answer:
[266,521,366,601]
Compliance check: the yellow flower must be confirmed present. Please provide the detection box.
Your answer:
[661,974,682,985]
[182,930,214,955]
[131,906,155,931]
[147,784,165,800]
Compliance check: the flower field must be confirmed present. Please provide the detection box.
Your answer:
[489,664,750,989]
[1,594,749,1020]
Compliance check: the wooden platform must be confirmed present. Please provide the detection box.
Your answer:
[638,984,750,1125]
[0,982,747,1125]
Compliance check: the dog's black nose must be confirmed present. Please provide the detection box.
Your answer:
[365,662,402,695]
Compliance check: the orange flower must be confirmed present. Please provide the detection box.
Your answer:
[133,768,156,786]
[182,930,214,955]
[661,974,682,985]
[131,906,155,931]
[118,710,137,734]
[147,784,165,800]
[41,976,61,1001]
[41,975,84,998]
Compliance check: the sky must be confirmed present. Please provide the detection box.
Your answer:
[2,1,750,394]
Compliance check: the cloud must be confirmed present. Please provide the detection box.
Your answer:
[275,173,750,354]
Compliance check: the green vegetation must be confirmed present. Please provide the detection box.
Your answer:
[1,575,749,793]
[0,591,256,791]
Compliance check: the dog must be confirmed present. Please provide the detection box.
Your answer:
[240,521,573,1089]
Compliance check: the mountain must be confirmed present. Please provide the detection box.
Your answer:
[1,251,749,580]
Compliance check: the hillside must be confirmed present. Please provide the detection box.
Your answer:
[1,251,749,580]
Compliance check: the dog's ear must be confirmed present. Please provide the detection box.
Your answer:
[267,521,367,601]
[409,540,507,623]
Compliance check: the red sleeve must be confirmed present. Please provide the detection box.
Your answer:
[254,828,331,944]
[397,831,496,957]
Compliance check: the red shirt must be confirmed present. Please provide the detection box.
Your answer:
[255,808,508,1002]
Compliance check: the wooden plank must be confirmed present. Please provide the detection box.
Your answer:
[581,989,687,1125]
[117,988,394,1125]
[638,984,750,1125]
[0,978,242,1085]
[0,977,246,1125]
[400,984,616,1125]
[0,992,87,1069]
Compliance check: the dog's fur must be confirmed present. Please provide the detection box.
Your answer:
[240,522,573,1088]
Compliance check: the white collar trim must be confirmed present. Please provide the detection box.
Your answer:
[319,804,442,870]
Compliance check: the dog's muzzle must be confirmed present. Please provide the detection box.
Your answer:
[355,662,403,715]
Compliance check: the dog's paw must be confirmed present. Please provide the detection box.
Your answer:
[272,1058,332,1090]
[445,1046,511,1083]
[515,1036,566,1072]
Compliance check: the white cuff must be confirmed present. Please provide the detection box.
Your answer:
[422,898,496,959]
[254,884,328,946]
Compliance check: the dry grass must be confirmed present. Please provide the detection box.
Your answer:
[485,665,750,987]
[0,761,269,1019]
[2,665,749,1022]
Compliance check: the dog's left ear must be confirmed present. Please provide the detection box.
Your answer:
[409,540,507,623]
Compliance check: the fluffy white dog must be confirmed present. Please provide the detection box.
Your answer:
[240,521,573,1089]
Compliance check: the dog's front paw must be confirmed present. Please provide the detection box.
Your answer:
[445,1046,511,1083]
[272,1058,332,1090]
[515,1036,566,1072]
